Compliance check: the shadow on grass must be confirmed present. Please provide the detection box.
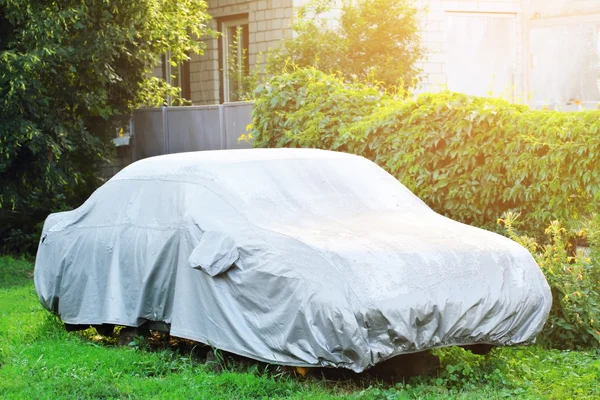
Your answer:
[0,256,34,289]
[72,326,450,388]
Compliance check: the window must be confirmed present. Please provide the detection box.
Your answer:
[218,15,249,103]
[445,13,516,98]
[160,52,191,105]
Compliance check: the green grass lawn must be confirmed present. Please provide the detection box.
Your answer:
[0,256,598,399]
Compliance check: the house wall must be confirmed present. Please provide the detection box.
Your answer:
[525,0,600,107]
[416,0,600,106]
[155,0,600,107]
[177,0,531,104]
[527,0,600,18]
[188,0,294,105]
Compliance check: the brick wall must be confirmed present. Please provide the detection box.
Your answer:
[248,0,294,66]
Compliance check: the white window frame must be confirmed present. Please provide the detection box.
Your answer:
[221,18,249,103]
[162,51,185,106]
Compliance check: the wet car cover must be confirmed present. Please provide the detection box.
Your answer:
[34,149,552,372]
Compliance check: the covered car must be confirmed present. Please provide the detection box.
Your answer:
[34,149,552,372]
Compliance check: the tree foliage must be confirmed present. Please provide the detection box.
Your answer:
[267,0,424,90]
[0,0,212,253]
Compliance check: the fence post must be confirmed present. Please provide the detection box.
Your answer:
[219,104,226,150]
[161,106,170,154]
[129,113,136,163]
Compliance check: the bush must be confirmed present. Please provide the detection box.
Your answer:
[250,68,600,238]
[249,68,386,149]
[500,213,600,348]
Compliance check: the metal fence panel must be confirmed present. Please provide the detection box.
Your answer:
[222,102,253,150]
[166,106,222,153]
[131,102,254,165]
[132,108,165,159]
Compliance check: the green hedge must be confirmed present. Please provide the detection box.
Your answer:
[251,68,600,237]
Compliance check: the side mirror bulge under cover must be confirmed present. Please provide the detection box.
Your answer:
[188,231,239,276]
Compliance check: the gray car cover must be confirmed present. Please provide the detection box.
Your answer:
[34,149,552,372]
